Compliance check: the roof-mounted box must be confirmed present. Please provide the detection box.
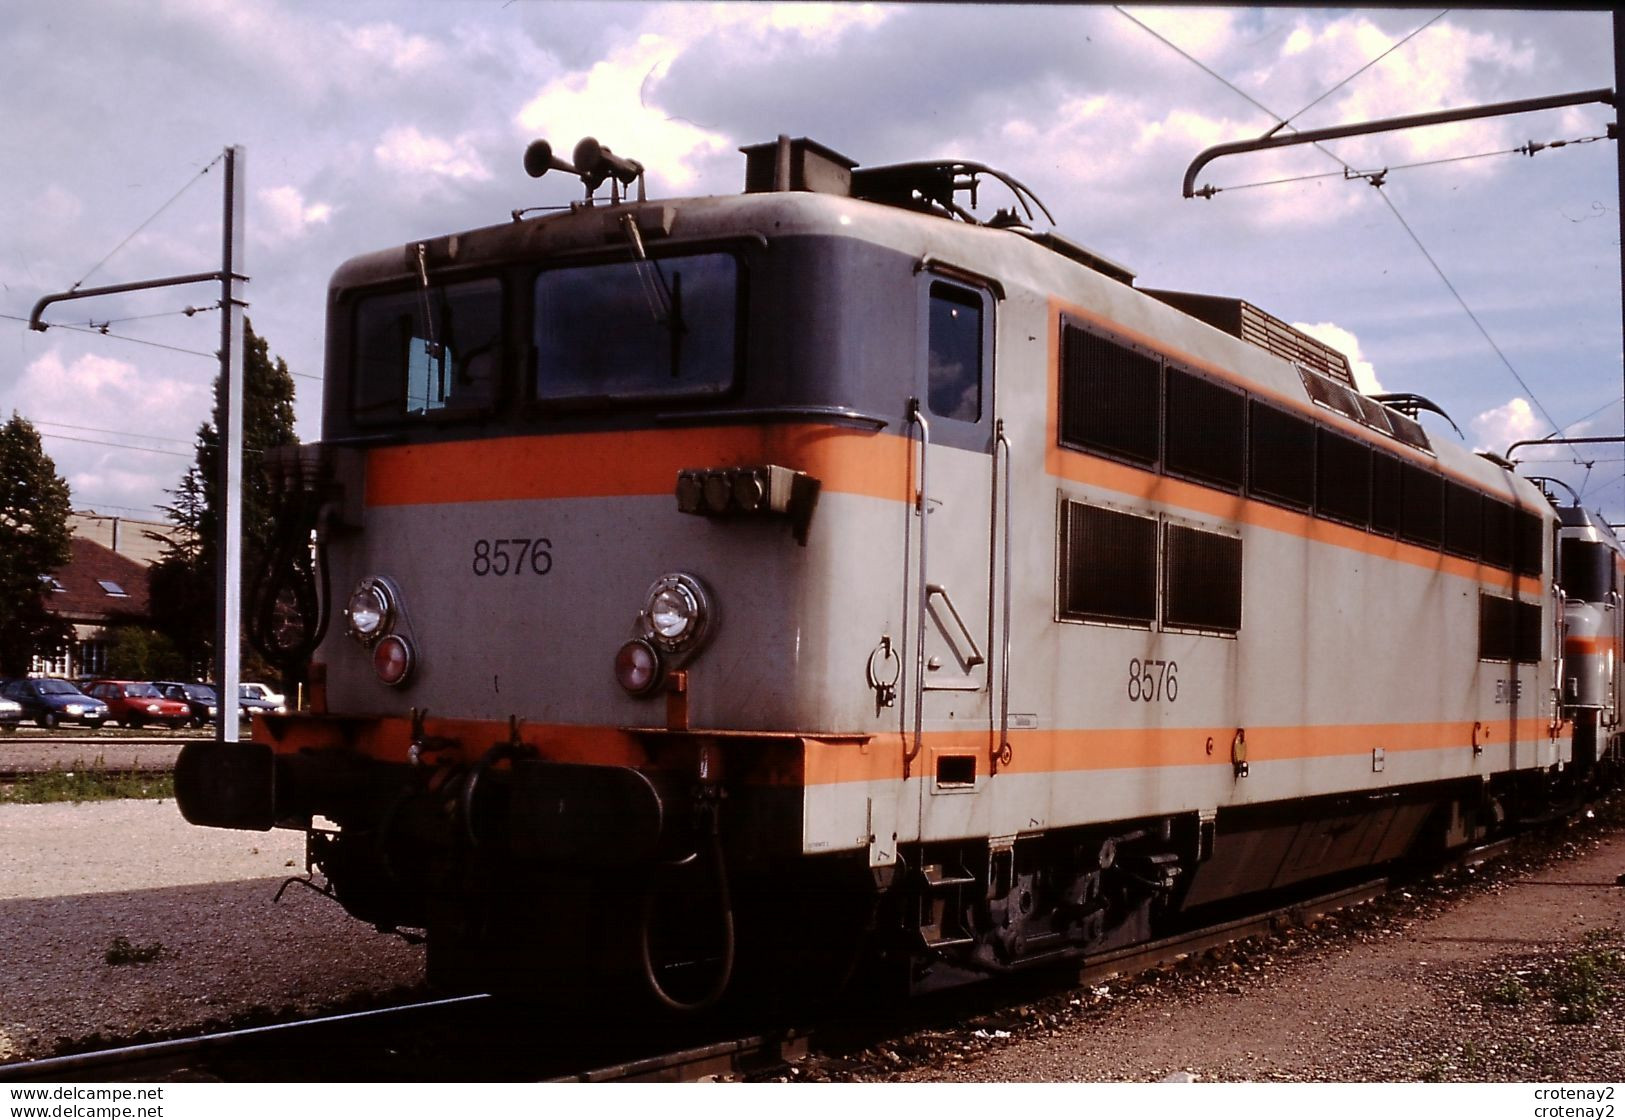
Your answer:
[1144,289,1355,386]
[741,137,858,196]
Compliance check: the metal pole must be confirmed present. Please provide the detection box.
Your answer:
[215,146,245,744]
[1615,12,1624,518]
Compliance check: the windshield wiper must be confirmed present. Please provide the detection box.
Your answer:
[617,214,687,366]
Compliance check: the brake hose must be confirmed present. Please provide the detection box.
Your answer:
[638,824,736,1013]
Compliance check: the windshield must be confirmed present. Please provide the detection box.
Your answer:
[38,680,80,696]
[125,683,160,698]
[352,278,503,423]
[534,252,739,403]
[1562,539,1616,601]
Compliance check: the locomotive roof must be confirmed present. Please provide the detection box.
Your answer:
[327,139,1547,514]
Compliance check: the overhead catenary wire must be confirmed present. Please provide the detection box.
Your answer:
[0,311,217,359]
[33,432,192,458]
[1270,10,1451,134]
[35,426,276,459]
[68,152,225,294]
[1114,6,1585,469]
[64,302,223,329]
[34,420,194,447]
[0,311,323,381]
[1370,189,1572,445]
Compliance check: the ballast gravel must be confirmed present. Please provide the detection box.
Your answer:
[820,812,1625,1083]
[0,799,425,1063]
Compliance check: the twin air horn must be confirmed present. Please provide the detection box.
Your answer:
[524,137,646,203]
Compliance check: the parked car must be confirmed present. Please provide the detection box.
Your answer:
[240,682,286,710]
[0,694,21,732]
[0,677,110,729]
[84,680,193,729]
[153,681,219,728]
[237,689,283,722]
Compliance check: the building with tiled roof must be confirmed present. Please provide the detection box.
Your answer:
[29,537,154,679]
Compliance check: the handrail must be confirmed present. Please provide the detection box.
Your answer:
[925,584,985,669]
[905,399,930,778]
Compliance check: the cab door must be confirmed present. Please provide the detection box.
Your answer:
[907,275,997,840]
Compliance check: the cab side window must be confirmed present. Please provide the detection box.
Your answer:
[927,282,983,422]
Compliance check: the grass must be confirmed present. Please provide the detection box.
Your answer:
[0,760,174,804]
[1485,976,1530,1007]
[1549,947,1625,1024]
[1480,928,1625,1025]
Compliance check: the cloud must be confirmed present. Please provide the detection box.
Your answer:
[1470,397,1546,455]
[342,21,442,75]
[256,186,333,244]
[515,36,730,191]
[14,349,209,513]
[373,126,493,183]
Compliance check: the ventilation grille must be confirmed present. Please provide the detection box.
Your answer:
[1316,429,1372,528]
[1165,367,1244,490]
[1059,323,1160,466]
[1249,401,1315,510]
[1164,523,1243,634]
[1060,502,1158,627]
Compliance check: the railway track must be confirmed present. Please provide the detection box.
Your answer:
[0,837,1519,1084]
[0,735,200,779]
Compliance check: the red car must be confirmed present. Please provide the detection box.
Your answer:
[84,680,193,729]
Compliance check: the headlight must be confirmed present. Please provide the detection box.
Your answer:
[641,573,713,652]
[346,576,398,643]
[64,704,84,716]
[145,704,161,714]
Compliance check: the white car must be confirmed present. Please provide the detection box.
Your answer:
[238,676,287,711]
[0,694,21,732]
[239,682,287,711]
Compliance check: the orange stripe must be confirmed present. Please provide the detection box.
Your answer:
[804,717,1553,784]
[1565,636,1621,656]
[260,714,1549,788]
[1042,297,1543,596]
[365,424,913,508]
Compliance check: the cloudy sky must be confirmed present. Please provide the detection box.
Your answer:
[2,3,1619,522]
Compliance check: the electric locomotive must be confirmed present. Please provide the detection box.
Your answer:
[178,135,1573,1009]
[1549,488,1625,774]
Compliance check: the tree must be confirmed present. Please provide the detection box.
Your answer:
[147,320,300,677]
[0,414,73,677]
[104,626,187,681]
[147,462,211,674]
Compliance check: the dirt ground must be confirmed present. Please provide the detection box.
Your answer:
[875,818,1625,1082]
[0,799,425,1062]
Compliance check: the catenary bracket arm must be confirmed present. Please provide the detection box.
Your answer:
[29,270,248,331]
[1183,87,1615,199]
